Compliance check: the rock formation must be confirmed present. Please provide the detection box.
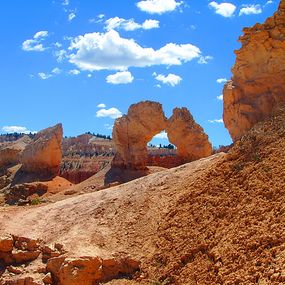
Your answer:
[20,124,63,176]
[0,235,140,285]
[223,0,285,141]
[0,136,31,168]
[167,108,212,161]
[112,101,167,170]
[112,101,212,170]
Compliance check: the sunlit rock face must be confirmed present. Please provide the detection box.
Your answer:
[166,107,212,162]
[112,101,167,170]
[20,124,63,176]
[223,0,285,141]
[112,101,212,170]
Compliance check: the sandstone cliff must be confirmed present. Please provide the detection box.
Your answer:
[20,124,63,177]
[223,0,285,140]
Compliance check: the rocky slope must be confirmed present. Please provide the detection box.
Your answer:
[0,106,284,284]
[223,0,285,140]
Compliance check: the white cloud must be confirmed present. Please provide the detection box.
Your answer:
[69,30,201,71]
[97,103,106,108]
[105,17,159,31]
[208,118,224,123]
[216,78,227,84]
[198,55,213,64]
[154,73,182,87]
[38,73,52,80]
[54,49,67,62]
[137,0,183,14]
[208,2,236,17]
[265,0,273,5]
[2,126,36,134]
[89,14,105,24]
[22,31,49,52]
[34,31,48,39]
[68,12,76,21]
[52,67,61,74]
[87,74,92,78]
[54,42,62,48]
[69,69,80,75]
[217,94,223,100]
[96,108,122,119]
[62,0,69,5]
[38,67,61,80]
[142,19,160,29]
[106,71,134,84]
[239,4,262,16]
[154,131,168,139]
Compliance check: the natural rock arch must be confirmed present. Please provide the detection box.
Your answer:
[166,107,212,162]
[112,101,212,170]
[112,101,167,170]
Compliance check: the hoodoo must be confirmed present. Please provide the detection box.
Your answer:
[223,0,285,141]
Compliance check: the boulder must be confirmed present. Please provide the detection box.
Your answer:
[20,124,63,176]
[223,0,285,140]
[166,108,212,161]
[112,101,167,170]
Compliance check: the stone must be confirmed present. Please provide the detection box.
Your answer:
[46,256,140,285]
[112,101,212,170]
[0,235,14,252]
[20,124,63,176]
[0,136,31,168]
[166,108,212,161]
[42,273,52,284]
[112,101,167,170]
[47,256,102,285]
[223,0,285,141]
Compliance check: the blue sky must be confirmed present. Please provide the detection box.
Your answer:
[0,0,278,147]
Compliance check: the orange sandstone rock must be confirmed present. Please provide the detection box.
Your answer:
[20,124,63,176]
[112,101,212,170]
[166,108,212,162]
[112,101,167,170]
[223,0,285,140]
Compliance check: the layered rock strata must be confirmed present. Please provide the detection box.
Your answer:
[223,0,285,140]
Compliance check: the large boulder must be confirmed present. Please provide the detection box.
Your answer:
[112,101,167,170]
[223,0,285,141]
[20,124,63,176]
[166,108,212,161]
[0,136,31,168]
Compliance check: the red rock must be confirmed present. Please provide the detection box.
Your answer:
[0,235,14,252]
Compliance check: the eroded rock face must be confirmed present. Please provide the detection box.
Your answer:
[20,124,63,176]
[112,101,212,170]
[112,101,167,170]
[166,108,212,161]
[0,136,31,168]
[223,0,285,141]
